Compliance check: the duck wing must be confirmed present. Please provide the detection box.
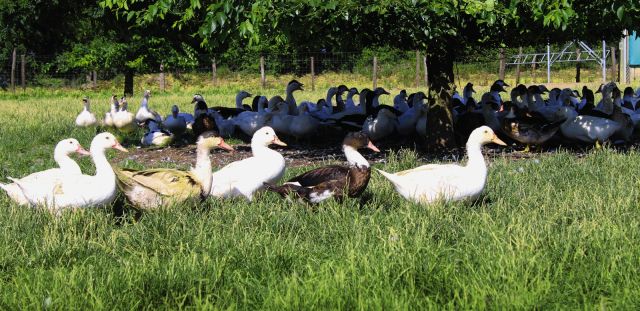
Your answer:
[115,168,201,200]
[287,165,350,187]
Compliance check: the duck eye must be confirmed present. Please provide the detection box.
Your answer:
[69,141,73,144]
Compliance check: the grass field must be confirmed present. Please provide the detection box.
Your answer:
[1,76,640,309]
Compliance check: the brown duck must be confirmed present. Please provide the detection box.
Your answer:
[265,132,379,203]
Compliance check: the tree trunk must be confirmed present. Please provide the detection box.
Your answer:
[124,69,134,96]
[424,44,457,150]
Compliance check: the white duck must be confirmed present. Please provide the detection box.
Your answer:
[135,90,162,123]
[75,97,97,127]
[103,95,119,127]
[377,126,506,204]
[163,105,188,136]
[1,139,90,205]
[209,126,287,201]
[113,97,136,133]
[9,133,128,210]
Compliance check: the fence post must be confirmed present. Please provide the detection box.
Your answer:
[611,46,617,82]
[515,47,522,85]
[260,56,266,88]
[576,47,581,83]
[159,63,165,91]
[546,40,551,84]
[423,55,429,87]
[310,56,315,91]
[92,70,97,88]
[499,48,506,81]
[415,51,420,88]
[601,39,606,83]
[11,48,16,92]
[372,56,378,89]
[211,58,217,85]
[20,54,25,91]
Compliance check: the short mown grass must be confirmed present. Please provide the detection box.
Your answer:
[0,77,639,309]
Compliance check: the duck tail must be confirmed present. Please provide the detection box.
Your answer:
[263,182,293,198]
[375,168,402,185]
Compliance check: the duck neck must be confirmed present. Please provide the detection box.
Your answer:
[325,91,335,112]
[84,102,91,112]
[235,94,245,109]
[192,146,213,195]
[54,151,78,171]
[252,142,275,158]
[343,145,369,168]
[141,97,149,108]
[285,86,297,106]
[465,140,487,175]
[91,147,115,182]
[372,95,381,107]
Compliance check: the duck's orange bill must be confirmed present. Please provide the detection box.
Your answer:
[367,140,380,152]
[219,139,234,152]
[492,135,507,146]
[272,136,287,146]
[112,142,129,152]
[76,145,91,156]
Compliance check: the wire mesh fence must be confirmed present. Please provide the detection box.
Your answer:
[0,48,636,92]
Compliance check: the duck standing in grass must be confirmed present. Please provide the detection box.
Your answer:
[209,126,287,201]
[116,132,233,209]
[1,138,90,205]
[377,126,505,204]
[75,97,97,127]
[264,132,379,203]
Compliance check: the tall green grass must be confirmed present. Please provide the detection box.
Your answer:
[0,87,639,309]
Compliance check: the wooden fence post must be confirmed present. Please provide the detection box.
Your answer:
[211,58,217,85]
[92,70,97,88]
[423,55,429,87]
[310,56,315,91]
[415,51,420,88]
[372,56,378,89]
[159,63,165,91]
[515,47,522,85]
[11,48,16,92]
[576,48,581,83]
[611,46,617,82]
[21,54,25,91]
[498,48,506,81]
[260,56,266,88]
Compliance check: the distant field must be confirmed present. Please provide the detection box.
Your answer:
[1,77,640,308]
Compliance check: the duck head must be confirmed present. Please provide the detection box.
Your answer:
[348,87,359,96]
[491,80,509,92]
[198,131,234,152]
[287,80,304,92]
[58,138,91,156]
[192,94,206,104]
[144,90,151,99]
[337,84,348,95]
[91,132,128,153]
[171,105,180,117]
[469,126,506,146]
[237,90,252,100]
[253,126,287,147]
[343,132,380,152]
[374,87,390,96]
